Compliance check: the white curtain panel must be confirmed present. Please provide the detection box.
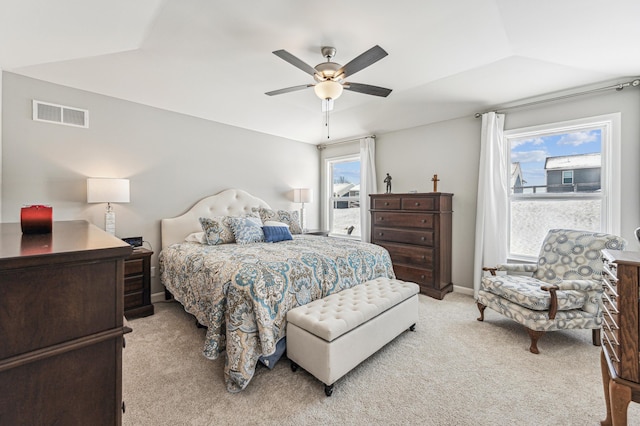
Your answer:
[359,137,377,242]
[473,112,508,298]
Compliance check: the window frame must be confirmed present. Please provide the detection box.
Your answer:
[504,113,621,262]
[324,153,361,239]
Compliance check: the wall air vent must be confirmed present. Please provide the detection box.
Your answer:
[32,100,89,128]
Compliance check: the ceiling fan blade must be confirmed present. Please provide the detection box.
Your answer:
[265,84,314,96]
[273,50,317,76]
[343,82,392,97]
[335,45,388,79]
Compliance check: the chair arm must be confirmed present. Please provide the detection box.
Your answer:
[540,285,560,320]
[496,263,537,275]
[482,267,497,276]
[555,280,602,292]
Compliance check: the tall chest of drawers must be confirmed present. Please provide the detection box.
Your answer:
[0,220,131,425]
[600,249,640,425]
[370,192,453,299]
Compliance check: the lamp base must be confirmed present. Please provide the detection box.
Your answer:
[105,210,116,235]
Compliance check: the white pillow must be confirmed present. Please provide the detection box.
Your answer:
[185,232,207,244]
[264,220,289,228]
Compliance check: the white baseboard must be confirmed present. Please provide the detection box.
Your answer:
[453,285,474,297]
[151,292,167,303]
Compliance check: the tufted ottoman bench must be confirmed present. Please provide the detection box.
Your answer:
[286,277,419,396]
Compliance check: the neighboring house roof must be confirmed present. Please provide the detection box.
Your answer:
[511,162,524,187]
[545,153,601,170]
[333,183,355,197]
[350,184,360,192]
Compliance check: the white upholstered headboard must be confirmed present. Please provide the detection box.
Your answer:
[160,188,271,250]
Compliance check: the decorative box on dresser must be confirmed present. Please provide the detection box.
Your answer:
[0,220,132,425]
[600,249,640,426]
[124,247,154,319]
[370,192,453,299]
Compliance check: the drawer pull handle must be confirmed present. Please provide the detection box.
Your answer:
[420,275,425,279]
[415,202,420,206]
[421,256,426,260]
[421,237,425,241]
[379,217,384,221]
[384,202,389,206]
[378,232,384,236]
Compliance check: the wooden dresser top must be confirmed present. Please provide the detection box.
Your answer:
[0,220,131,270]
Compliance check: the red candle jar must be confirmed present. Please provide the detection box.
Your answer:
[21,205,53,234]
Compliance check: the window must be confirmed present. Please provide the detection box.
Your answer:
[325,155,361,238]
[505,114,620,261]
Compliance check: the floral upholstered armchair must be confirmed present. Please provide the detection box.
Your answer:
[477,229,626,354]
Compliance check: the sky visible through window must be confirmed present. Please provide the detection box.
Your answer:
[510,129,601,187]
[333,160,360,184]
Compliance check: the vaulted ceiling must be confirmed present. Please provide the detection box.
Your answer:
[2,0,639,144]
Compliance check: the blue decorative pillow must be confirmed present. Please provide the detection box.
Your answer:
[228,216,264,244]
[263,226,293,243]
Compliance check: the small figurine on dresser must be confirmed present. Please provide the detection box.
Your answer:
[431,174,440,192]
[384,173,392,193]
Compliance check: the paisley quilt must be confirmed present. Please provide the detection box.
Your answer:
[159,235,395,392]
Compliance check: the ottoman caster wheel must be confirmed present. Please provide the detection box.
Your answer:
[324,384,334,397]
[291,362,299,372]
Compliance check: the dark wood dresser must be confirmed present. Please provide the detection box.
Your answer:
[370,192,453,299]
[0,220,132,425]
[600,249,640,425]
[124,248,154,319]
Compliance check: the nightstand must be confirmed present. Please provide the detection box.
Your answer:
[124,247,154,319]
[303,229,329,237]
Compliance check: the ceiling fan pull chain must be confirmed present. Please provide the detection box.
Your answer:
[325,106,330,139]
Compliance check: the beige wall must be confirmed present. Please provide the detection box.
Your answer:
[1,72,319,294]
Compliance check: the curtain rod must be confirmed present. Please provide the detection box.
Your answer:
[474,78,640,118]
[317,135,375,150]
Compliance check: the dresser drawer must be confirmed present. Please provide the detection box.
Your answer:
[372,197,401,210]
[372,212,434,229]
[378,242,434,267]
[401,197,435,211]
[124,291,144,309]
[373,227,434,246]
[124,258,143,277]
[394,264,434,286]
[125,275,144,293]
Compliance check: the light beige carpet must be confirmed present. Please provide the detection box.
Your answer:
[123,292,640,425]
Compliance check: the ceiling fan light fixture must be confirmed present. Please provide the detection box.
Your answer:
[314,80,343,100]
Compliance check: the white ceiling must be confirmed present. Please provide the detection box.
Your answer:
[2,0,639,144]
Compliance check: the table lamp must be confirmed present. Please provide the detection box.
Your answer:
[293,188,312,232]
[87,178,130,235]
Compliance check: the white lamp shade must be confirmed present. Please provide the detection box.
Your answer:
[314,81,343,100]
[293,188,312,203]
[87,178,130,203]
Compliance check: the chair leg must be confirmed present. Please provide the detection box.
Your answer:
[526,328,545,354]
[476,302,486,321]
[593,328,602,346]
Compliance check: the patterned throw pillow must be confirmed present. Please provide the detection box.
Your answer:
[199,216,235,245]
[228,216,264,244]
[252,207,278,223]
[251,207,302,234]
[277,210,302,234]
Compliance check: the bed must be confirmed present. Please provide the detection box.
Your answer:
[159,189,395,392]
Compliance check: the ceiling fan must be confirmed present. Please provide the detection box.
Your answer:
[265,45,392,103]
